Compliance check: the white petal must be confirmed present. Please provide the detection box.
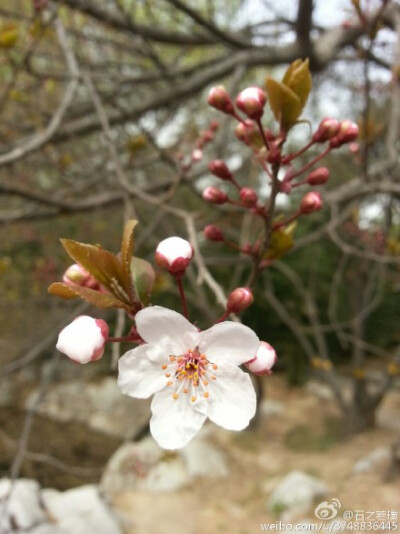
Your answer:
[198,322,259,366]
[150,388,207,449]
[207,365,256,430]
[135,306,199,354]
[118,344,168,399]
[156,237,193,263]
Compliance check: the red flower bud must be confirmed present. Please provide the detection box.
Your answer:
[240,187,258,207]
[236,86,267,120]
[227,287,254,313]
[202,186,228,205]
[208,160,233,181]
[312,118,341,143]
[207,86,234,115]
[209,119,219,131]
[63,264,99,290]
[204,224,224,242]
[300,192,323,214]
[306,167,330,186]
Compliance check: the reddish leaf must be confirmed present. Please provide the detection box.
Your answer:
[48,282,128,309]
[120,220,138,303]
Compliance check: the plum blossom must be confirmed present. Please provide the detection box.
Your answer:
[245,341,277,376]
[118,306,260,449]
[56,315,109,364]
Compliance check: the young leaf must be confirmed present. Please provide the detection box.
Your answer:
[265,78,302,132]
[264,222,297,260]
[120,220,138,303]
[283,58,312,110]
[60,239,129,304]
[131,257,155,305]
[48,282,129,309]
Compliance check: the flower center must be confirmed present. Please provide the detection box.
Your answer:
[161,347,218,402]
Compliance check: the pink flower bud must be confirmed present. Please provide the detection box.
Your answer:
[227,287,254,313]
[204,224,224,242]
[312,118,341,143]
[349,142,360,154]
[208,160,233,181]
[201,130,214,143]
[202,186,228,205]
[306,167,330,186]
[191,148,203,162]
[155,236,193,275]
[300,192,323,214]
[207,86,234,114]
[63,264,99,289]
[330,120,359,148]
[245,341,277,376]
[56,316,109,364]
[236,86,267,120]
[240,187,258,207]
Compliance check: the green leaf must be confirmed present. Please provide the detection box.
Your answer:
[60,239,129,304]
[48,282,129,309]
[120,219,138,303]
[131,257,155,305]
[264,222,297,260]
[265,78,302,132]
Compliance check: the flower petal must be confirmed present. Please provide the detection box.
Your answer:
[198,322,259,366]
[135,306,199,354]
[118,344,168,399]
[207,365,256,430]
[150,388,207,449]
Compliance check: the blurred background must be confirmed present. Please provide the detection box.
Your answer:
[0,1,399,533]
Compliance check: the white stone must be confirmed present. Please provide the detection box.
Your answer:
[267,471,329,517]
[352,447,390,474]
[41,484,122,534]
[0,478,47,532]
[181,437,228,478]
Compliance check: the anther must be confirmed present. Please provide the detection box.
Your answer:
[165,372,171,377]
[161,364,167,370]
[203,392,209,398]
[191,396,197,402]
[213,363,218,370]
[172,393,179,400]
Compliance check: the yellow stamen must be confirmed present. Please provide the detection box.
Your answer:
[172,393,179,400]
[167,381,173,386]
[191,396,197,402]
[213,363,218,370]
[203,392,209,398]
[161,364,167,370]
[165,372,171,377]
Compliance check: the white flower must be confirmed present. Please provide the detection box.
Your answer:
[245,341,277,376]
[56,316,109,364]
[118,306,259,449]
[155,236,193,274]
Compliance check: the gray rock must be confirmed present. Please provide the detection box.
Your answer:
[352,447,390,474]
[101,431,228,495]
[267,471,329,518]
[0,478,47,532]
[41,484,122,534]
[259,399,284,418]
[26,377,150,440]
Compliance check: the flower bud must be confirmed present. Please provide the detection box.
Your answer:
[63,263,99,289]
[207,86,234,115]
[191,148,203,162]
[306,167,330,186]
[236,86,267,120]
[227,287,254,313]
[330,120,359,148]
[235,120,263,149]
[240,187,258,207]
[245,341,277,376]
[300,191,323,214]
[202,186,228,205]
[204,224,224,242]
[155,236,194,275]
[312,118,341,143]
[209,119,219,131]
[56,316,109,364]
[208,160,233,181]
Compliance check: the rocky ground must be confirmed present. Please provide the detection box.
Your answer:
[1,374,399,534]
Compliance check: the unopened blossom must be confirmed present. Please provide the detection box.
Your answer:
[245,341,277,376]
[312,118,341,143]
[306,167,330,186]
[118,306,259,449]
[300,192,323,214]
[202,186,228,205]
[207,86,234,114]
[155,237,193,275]
[63,263,99,289]
[227,287,254,313]
[56,316,109,364]
[204,224,224,242]
[240,187,258,208]
[236,87,267,120]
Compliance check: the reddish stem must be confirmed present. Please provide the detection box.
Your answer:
[290,146,331,179]
[256,118,270,151]
[176,275,189,319]
[283,139,315,163]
